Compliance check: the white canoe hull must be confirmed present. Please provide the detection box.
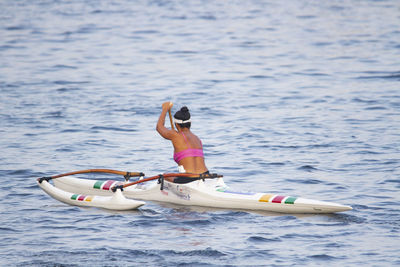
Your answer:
[52,177,352,213]
[38,180,145,210]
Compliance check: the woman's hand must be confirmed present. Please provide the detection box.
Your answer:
[162,101,173,111]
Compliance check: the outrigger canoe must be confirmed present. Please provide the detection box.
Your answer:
[37,169,352,213]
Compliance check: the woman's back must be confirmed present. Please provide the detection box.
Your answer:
[172,130,207,174]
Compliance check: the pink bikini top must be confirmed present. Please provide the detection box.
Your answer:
[173,132,204,163]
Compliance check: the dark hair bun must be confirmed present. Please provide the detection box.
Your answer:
[174,106,191,121]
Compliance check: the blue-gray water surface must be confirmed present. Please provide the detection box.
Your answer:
[1,0,399,266]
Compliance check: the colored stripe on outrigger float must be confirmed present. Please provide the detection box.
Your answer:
[259,194,297,204]
[71,194,93,202]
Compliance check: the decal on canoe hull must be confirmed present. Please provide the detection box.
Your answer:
[164,183,191,201]
[259,194,297,204]
[93,180,122,190]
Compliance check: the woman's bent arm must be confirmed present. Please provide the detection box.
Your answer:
[156,102,175,140]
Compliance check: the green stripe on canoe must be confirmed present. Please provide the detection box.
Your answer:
[284,197,297,204]
[93,181,103,189]
[71,194,79,200]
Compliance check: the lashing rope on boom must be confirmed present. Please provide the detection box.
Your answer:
[157,174,164,190]
[37,177,52,183]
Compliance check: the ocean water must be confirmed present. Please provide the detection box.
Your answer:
[1,0,399,266]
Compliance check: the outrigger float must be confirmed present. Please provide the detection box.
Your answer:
[37,169,352,213]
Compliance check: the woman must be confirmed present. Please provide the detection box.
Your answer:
[156,102,209,183]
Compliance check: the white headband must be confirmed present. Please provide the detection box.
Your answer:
[174,118,191,124]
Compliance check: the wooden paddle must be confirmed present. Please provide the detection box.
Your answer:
[37,169,144,183]
[168,109,175,131]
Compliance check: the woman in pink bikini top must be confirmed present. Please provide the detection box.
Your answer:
[156,102,209,183]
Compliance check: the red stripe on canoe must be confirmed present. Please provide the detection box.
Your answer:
[272,195,286,203]
[102,180,115,190]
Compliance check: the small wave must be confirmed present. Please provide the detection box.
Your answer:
[331,213,366,224]
[90,126,137,132]
[176,218,213,226]
[298,165,319,172]
[286,178,322,184]
[352,97,379,104]
[241,249,276,258]
[382,178,400,184]
[248,75,274,79]
[53,80,89,85]
[293,71,330,77]
[0,82,19,88]
[19,249,112,266]
[312,42,333,47]
[55,147,75,152]
[6,193,35,198]
[170,50,198,55]
[45,225,79,230]
[132,30,160,35]
[351,204,376,211]
[354,150,382,155]
[161,247,226,257]
[0,44,25,50]
[308,143,334,148]
[356,71,400,80]
[52,64,77,70]
[271,145,300,150]
[325,242,346,248]
[198,15,217,20]
[0,227,20,233]
[297,15,317,19]
[308,254,339,261]
[56,87,80,92]
[61,128,82,133]
[43,111,64,119]
[260,162,286,167]
[6,25,27,31]
[247,236,281,243]
[365,106,387,110]
[1,169,36,177]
